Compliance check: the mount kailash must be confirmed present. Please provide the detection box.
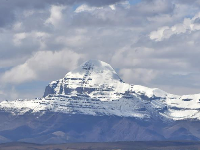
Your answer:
[0,60,200,143]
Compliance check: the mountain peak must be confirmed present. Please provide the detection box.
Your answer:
[80,59,115,71]
[2,60,200,121]
[67,59,122,82]
[82,59,108,68]
[44,59,126,99]
[80,59,116,74]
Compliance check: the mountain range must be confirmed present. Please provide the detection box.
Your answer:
[0,60,200,143]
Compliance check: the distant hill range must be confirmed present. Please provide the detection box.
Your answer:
[1,60,200,143]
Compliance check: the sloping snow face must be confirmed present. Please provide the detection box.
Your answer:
[130,85,200,120]
[0,60,200,121]
[44,60,130,101]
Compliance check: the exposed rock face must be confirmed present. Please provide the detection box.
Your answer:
[0,113,200,144]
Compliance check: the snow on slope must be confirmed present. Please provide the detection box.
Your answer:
[43,59,130,101]
[0,60,200,121]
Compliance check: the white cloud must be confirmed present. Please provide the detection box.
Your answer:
[1,63,37,84]
[149,26,170,41]
[45,5,66,26]
[13,32,27,46]
[111,46,155,68]
[12,31,50,49]
[119,68,158,85]
[109,5,116,10]
[13,22,23,31]
[75,4,103,13]
[34,32,50,49]
[1,50,83,84]
[150,12,200,41]
[75,1,130,13]
[55,34,90,48]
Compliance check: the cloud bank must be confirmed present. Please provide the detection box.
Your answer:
[0,0,200,100]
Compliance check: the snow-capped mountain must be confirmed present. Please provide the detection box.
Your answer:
[1,60,200,143]
[1,60,200,121]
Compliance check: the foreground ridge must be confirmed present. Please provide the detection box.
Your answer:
[1,60,200,120]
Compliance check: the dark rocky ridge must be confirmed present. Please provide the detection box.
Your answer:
[0,112,200,144]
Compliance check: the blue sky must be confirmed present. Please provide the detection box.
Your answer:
[1,0,200,100]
